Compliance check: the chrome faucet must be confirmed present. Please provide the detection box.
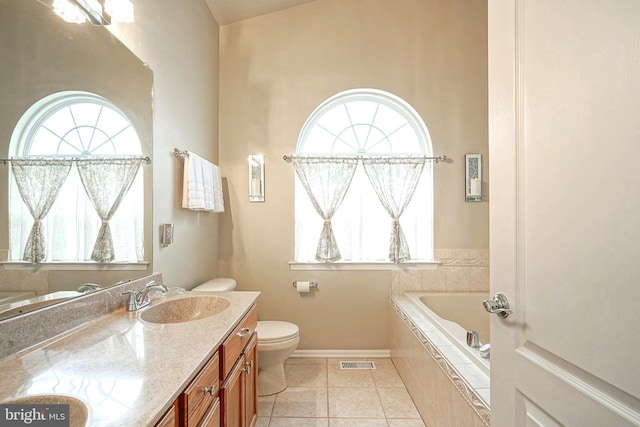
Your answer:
[121,280,168,311]
[77,283,102,293]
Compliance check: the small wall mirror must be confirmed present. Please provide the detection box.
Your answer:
[248,154,265,202]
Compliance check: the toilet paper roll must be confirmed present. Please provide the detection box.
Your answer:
[296,281,311,293]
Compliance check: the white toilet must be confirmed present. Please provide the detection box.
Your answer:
[191,278,300,396]
[254,320,300,396]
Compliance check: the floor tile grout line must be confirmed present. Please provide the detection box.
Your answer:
[264,357,424,426]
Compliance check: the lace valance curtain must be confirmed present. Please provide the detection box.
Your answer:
[9,156,145,263]
[290,155,430,263]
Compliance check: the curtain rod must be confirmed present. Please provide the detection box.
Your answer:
[282,154,449,163]
[0,156,151,166]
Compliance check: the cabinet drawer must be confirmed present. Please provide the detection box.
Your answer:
[198,397,220,427]
[220,304,257,379]
[183,351,220,425]
[155,401,177,427]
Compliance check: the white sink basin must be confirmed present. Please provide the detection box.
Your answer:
[140,295,230,324]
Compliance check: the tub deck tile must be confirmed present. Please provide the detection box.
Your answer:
[390,296,491,426]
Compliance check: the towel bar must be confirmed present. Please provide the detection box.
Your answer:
[173,148,188,157]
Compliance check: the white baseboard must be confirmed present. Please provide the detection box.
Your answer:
[291,349,391,359]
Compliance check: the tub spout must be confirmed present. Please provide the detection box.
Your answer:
[479,343,490,359]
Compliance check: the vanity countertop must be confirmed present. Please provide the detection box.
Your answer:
[0,291,260,426]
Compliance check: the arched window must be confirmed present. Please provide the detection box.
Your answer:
[294,89,434,263]
[9,91,144,262]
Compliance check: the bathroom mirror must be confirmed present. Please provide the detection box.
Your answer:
[0,0,154,320]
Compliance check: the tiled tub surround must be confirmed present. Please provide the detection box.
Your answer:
[405,292,490,373]
[0,274,260,426]
[390,295,490,426]
[391,249,490,295]
[0,268,50,298]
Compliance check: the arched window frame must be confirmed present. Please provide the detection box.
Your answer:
[7,91,145,265]
[292,89,438,270]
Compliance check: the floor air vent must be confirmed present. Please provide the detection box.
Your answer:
[340,361,376,370]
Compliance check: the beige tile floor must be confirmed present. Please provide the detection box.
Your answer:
[256,358,426,427]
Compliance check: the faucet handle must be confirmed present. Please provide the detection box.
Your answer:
[121,290,138,312]
[466,330,480,348]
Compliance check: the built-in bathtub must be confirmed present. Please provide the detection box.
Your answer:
[390,292,491,426]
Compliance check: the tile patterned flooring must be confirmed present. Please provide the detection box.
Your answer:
[256,358,426,427]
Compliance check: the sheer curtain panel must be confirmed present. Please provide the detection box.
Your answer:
[10,159,73,262]
[361,156,426,263]
[292,156,358,261]
[76,158,143,263]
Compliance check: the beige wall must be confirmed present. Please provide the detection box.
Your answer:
[219,0,488,349]
[111,0,220,287]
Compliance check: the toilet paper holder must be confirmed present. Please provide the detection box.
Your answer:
[292,281,318,289]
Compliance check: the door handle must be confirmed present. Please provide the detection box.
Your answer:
[483,292,512,318]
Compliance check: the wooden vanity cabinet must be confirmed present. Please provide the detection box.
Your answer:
[155,400,178,427]
[198,398,220,427]
[242,333,258,427]
[167,303,258,427]
[180,351,220,426]
[220,333,257,427]
[220,304,258,427]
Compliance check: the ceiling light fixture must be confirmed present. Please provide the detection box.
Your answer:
[104,0,134,23]
[52,0,134,25]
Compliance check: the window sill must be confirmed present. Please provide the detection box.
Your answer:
[0,261,150,271]
[288,261,440,271]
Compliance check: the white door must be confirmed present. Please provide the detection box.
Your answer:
[488,1,640,426]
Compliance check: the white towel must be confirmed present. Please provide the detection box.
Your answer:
[182,152,224,212]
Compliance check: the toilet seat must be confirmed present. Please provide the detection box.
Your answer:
[257,321,299,344]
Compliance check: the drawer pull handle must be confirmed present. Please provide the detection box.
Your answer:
[243,360,254,374]
[202,384,217,396]
[237,327,252,338]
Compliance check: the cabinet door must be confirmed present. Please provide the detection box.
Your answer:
[220,355,244,427]
[242,333,258,427]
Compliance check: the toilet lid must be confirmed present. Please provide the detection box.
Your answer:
[256,321,299,343]
[192,278,236,292]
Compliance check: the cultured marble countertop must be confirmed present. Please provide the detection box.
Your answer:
[0,291,260,426]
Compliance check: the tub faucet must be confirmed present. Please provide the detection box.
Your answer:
[466,331,480,348]
[77,283,102,293]
[121,280,168,311]
[479,343,491,359]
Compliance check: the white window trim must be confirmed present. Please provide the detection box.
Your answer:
[8,90,146,264]
[293,88,435,264]
[289,261,439,271]
[0,261,149,271]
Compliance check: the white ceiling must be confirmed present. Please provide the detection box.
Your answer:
[205,0,318,26]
